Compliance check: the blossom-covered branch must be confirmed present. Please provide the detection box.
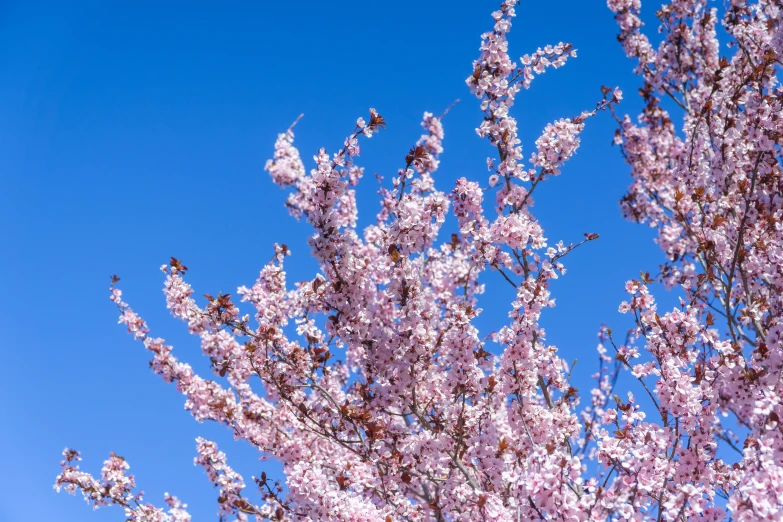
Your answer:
[57,0,782,520]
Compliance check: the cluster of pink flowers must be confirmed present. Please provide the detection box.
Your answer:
[603,0,783,519]
[57,0,782,520]
[54,449,191,522]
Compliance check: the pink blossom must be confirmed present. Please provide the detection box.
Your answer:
[58,1,783,520]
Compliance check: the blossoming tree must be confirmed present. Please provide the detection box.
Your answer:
[55,0,783,520]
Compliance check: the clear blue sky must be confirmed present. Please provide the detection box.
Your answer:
[1,1,674,520]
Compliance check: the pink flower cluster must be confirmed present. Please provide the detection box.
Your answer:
[55,449,191,522]
[58,0,783,520]
[599,0,783,519]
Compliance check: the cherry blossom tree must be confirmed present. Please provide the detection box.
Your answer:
[55,0,782,520]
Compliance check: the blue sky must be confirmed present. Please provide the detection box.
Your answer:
[0,1,677,520]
